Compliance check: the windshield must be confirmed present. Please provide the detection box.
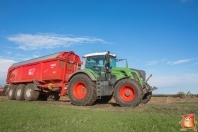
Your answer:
[85,55,116,72]
[85,56,105,72]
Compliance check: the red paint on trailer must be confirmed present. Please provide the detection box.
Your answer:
[6,51,82,96]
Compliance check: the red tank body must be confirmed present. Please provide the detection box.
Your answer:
[6,51,82,97]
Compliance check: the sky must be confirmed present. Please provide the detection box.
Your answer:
[0,0,198,94]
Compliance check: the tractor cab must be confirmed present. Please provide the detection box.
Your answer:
[83,52,117,75]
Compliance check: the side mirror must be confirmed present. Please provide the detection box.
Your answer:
[105,51,111,72]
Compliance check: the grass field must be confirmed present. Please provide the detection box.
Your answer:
[0,97,198,132]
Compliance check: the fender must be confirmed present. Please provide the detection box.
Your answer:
[68,70,96,82]
[113,76,130,87]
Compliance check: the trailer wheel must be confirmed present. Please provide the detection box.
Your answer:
[114,79,142,107]
[8,85,17,100]
[53,92,60,101]
[141,92,152,104]
[3,85,9,96]
[15,84,26,100]
[68,74,96,106]
[24,83,39,101]
[95,95,113,104]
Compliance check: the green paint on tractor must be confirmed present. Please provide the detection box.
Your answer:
[68,51,157,107]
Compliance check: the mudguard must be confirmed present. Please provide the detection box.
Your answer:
[68,70,96,81]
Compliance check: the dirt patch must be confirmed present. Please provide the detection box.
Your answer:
[148,97,198,104]
[1,96,198,111]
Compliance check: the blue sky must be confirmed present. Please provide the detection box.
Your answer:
[0,0,198,94]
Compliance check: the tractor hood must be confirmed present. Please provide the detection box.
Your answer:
[111,67,146,81]
[130,68,146,81]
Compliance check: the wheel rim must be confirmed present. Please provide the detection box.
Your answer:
[17,89,21,96]
[26,88,31,97]
[9,89,13,96]
[119,85,135,102]
[73,82,87,99]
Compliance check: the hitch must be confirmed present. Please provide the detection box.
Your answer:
[143,83,158,94]
[149,86,158,92]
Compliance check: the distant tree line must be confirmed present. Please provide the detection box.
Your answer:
[153,91,198,98]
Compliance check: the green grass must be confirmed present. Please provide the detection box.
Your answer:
[0,100,198,132]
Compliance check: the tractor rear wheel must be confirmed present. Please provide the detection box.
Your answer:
[8,85,17,100]
[24,83,39,101]
[15,84,26,100]
[114,79,142,107]
[68,74,96,106]
[141,92,152,104]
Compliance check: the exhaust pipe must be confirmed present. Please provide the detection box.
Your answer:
[146,74,152,83]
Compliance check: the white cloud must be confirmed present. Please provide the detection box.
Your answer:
[7,33,108,50]
[0,58,16,84]
[146,61,158,66]
[149,74,198,94]
[167,59,193,65]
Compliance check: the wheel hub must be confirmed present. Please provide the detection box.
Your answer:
[81,87,86,93]
[26,89,31,97]
[17,89,21,96]
[73,82,87,99]
[119,85,135,102]
[125,90,131,97]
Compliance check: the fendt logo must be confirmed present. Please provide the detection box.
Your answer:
[28,68,35,75]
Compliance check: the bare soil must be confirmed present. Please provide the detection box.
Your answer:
[1,95,198,111]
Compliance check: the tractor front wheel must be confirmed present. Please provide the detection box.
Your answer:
[68,74,96,106]
[114,79,142,107]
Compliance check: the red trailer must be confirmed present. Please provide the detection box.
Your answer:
[6,51,82,101]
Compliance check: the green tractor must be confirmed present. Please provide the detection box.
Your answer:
[68,51,157,107]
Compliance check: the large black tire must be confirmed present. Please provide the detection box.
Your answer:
[68,74,96,106]
[53,92,60,101]
[48,92,60,101]
[113,79,143,107]
[141,92,152,104]
[15,84,26,100]
[3,85,9,96]
[8,85,17,100]
[24,83,39,101]
[95,95,113,104]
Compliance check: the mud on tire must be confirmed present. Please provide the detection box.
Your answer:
[114,79,143,107]
[24,83,39,101]
[68,74,96,106]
